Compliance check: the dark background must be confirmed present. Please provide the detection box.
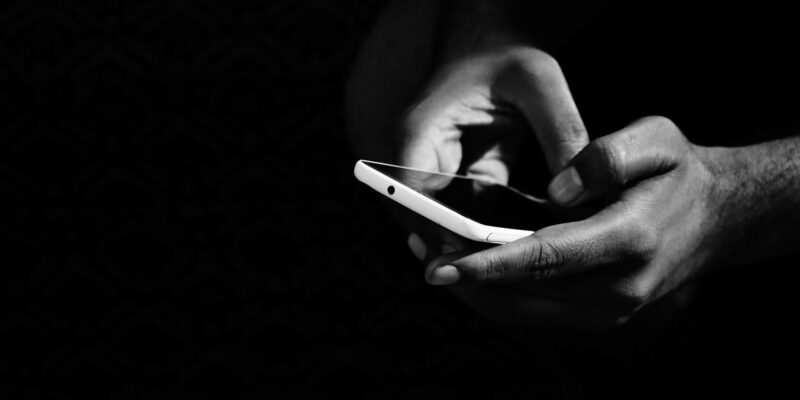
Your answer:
[1,0,798,398]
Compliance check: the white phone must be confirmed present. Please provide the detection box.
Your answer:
[354,160,555,244]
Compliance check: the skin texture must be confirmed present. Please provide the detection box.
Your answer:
[347,0,800,329]
[426,117,720,328]
[397,46,588,179]
[422,128,800,329]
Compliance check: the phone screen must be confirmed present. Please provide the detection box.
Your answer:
[364,161,558,231]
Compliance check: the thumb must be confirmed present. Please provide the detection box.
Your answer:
[548,116,687,206]
[429,206,635,284]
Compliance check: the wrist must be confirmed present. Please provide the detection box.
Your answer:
[696,140,800,268]
[695,145,754,268]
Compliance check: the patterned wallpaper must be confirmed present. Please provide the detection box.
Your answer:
[1,0,797,398]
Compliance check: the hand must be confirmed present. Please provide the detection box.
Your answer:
[396,46,588,255]
[397,45,587,180]
[424,116,723,329]
[346,2,589,261]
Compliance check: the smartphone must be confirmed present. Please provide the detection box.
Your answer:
[354,160,558,244]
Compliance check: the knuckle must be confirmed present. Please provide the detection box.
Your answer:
[527,51,560,75]
[537,242,564,279]
[641,115,682,138]
[553,120,589,151]
[646,115,676,130]
[505,47,561,79]
[478,252,510,282]
[520,241,562,280]
[613,212,660,265]
[479,241,567,282]
[587,138,625,186]
[519,244,539,273]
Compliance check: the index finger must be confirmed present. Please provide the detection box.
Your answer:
[494,50,589,173]
[432,203,643,284]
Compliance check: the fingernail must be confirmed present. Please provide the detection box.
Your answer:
[549,166,584,205]
[426,265,460,285]
[407,233,427,261]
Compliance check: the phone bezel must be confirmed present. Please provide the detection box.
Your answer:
[354,160,534,244]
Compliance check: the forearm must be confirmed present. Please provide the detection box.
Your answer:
[705,137,800,266]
